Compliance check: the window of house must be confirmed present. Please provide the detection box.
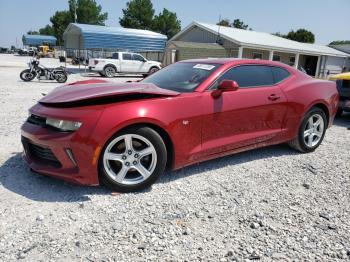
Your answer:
[273,55,281,61]
[253,53,263,60]
[122,53,132,60]
[289,56,295,66]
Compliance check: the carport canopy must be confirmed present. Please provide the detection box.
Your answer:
[63,23,167,52]
[22,34,57,46]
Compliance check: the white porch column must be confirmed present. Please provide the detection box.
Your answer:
[315,56,321,77]
[238,46,243,58]
[294,53,300,68]
[269,50,274,61]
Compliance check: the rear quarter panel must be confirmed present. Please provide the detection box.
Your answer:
[281,74,338,138]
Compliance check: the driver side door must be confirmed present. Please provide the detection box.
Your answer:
[200,64,288,156]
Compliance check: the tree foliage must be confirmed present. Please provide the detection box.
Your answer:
[33,0,108,45]
[217,18,251,30]
[152,8,181,39]
[119,0,154,30]
[329,40,350,45]
[274,29,315,43]
[119,0,181,39]
[285,29,315,43]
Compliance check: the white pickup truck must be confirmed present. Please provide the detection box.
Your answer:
[88,52,162,78]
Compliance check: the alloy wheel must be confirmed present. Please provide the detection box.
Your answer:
[102,134,157,185]
[303,114,324,147]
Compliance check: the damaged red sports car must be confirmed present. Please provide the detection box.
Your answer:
[21,59,339,192]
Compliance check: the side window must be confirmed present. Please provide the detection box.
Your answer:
[133,54,145,61]
[217,65,274,88]
[271,67,291,83]
[122,53,132,60]
[112,53,119,59]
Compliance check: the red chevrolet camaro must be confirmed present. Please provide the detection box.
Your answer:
[21,59,339,192]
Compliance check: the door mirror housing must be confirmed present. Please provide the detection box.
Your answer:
[211,80,239,98]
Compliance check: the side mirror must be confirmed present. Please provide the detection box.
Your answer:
[211,80,239,98]
[143,58,147,62]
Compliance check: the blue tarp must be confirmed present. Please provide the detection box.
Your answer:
[22,34,57,46]
[63,23,167,51]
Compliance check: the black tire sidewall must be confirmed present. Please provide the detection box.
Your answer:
[104,66,116,78]
[20,69,35,81]
[298,108,327,152]
[99,127,167,192]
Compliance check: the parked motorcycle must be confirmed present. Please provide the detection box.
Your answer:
[20,56,68,83]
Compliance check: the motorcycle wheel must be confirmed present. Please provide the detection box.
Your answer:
[20,69,36,82]
[55,72,68,83]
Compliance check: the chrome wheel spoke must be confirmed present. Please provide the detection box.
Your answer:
[138,146,154,158]
[114,165,129,183]
[314,130,323,138]
[304,129,312,137]
[105,152,123,162]
[124,135,134,152]
[303,113,324,148]
[134,163,151,179]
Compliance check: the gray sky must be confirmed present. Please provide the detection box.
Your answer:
[0,0,349,47]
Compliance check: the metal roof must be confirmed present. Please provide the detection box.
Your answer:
[169,41,225,50]
[172,22,349,58]
[22,34,57,46]
[63,23,167,51]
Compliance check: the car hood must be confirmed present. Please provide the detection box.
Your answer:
[39,80,179,106]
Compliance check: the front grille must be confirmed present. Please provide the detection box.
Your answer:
[27,114,46,127]
[22,137,61,167]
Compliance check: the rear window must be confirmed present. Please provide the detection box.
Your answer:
[271,67,290,83]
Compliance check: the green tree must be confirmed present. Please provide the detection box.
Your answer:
[39,25,55,36]
[216,18,251,30]
[232,19,250,30]
[27,30,39,35]
[49,10,71,45]
[36,0,108,45]
[152,8,181,39]
[217,19,230,27]
[285,29,315,43]
[329,40,350,45]
[119,0,154,29]
[68,0,107,25]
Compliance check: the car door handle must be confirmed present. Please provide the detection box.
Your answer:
[268,94,281,101]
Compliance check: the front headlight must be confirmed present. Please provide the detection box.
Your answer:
[46,117,82,132]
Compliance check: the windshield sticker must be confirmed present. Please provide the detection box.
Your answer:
[193,64,216,71]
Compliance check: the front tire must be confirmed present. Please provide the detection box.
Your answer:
[103,66,116,78]
[20,69,36,81]
[99,127,167,192]
[288,107,327,153]
[148,67,159,75]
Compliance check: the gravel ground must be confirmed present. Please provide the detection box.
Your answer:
[0,54,350,261]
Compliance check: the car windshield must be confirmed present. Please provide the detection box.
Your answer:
[142,62,221,92]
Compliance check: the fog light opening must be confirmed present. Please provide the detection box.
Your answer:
[65,148,78,167]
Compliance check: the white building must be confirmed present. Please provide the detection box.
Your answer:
[168,21,349,77]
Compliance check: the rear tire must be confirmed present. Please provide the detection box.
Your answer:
[103,66,116,78]
[55,72,68,83]
[288,107,327,153]
[99,127,167,192]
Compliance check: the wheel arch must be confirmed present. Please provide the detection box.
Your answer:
[103,64,118,72]
[308,102,330,127]
[102,122,174,170]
